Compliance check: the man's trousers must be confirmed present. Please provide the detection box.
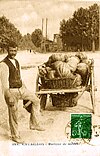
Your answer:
[5,85,41,138]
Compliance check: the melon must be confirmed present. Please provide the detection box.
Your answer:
[51,61,73,78]
[48,53,65,63]
[76,63,88,76]
[46,67,52,72]
[47,70,56,79]
[67,56,80,72]
[75,52,87,62]
[38,66,47,77]
[74,74,82,86]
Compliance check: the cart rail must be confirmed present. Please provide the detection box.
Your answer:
[36,87,85,94]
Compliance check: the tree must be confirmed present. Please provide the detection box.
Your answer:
[60,7,89,51]
[19,33,36,50]
[88,4,99,51]
[73,7,90,51]
[31,29,43,48]
[59,3,99,52]
[0,16,22,51]
[60,19,66,50]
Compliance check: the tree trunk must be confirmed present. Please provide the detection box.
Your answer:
[92,39,95,52]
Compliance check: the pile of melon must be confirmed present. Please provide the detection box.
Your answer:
[38,52,90,87]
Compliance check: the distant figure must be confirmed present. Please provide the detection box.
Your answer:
[33,50,36,54]
[0,41,45,143]
[30,49,31,53]
[78,48,80,52]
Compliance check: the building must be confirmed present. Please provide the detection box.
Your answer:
[41,34,63,52]
[53,34,63,51]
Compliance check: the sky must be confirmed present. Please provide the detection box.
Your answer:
[0,0,100,40]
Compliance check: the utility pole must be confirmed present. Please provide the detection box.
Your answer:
[42,18,44,36]
[41,18,48,52]
[46,18,48,40]
[41,18,45,52]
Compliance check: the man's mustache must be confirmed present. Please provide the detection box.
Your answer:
[10,54,16,56]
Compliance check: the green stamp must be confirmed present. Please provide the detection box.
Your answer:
[71,114,92,139]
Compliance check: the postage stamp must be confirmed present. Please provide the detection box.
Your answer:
[71,113,92,139]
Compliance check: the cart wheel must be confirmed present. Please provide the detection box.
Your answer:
[40,94,47,110]
[90,60,95,114]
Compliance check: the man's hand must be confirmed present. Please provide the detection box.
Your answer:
[8,96,16,105]
[4,89,16,106]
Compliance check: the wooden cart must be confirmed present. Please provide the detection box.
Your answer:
[34,58,97,113]
[24,59,96,114]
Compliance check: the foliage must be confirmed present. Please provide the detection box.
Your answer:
[31,29,43,47]
[60,3,99,51]
[19,33,36,50]
[0,16,22,50]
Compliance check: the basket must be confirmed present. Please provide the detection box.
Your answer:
[41,77,79,89]
[51,93,78,107]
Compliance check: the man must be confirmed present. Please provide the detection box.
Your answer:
[0,41,44,143]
